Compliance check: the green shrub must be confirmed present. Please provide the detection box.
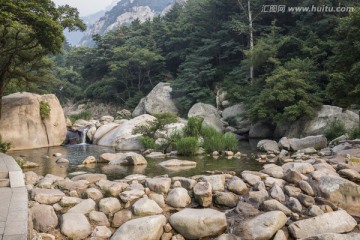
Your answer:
[140,136,157,149]
[176,137,199,156]
[39,101,51,119]
[349,126,360,140]
[183,117,203,137]
[15,157,25,168]
[200,126,238,153]
[69,110,92,123]
[324,119,347,141]
[153,113,178,129]
[0,136,11,153]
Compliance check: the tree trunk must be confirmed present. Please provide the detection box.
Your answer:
[248,0,254,82]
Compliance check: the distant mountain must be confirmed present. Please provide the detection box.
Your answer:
[78,0,178,47]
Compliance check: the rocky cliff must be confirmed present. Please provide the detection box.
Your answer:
[0,92,67,150]
[78,0,176,46]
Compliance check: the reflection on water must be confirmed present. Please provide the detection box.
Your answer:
[8,140,263,180]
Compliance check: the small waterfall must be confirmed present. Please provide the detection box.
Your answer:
[80,127,89,144]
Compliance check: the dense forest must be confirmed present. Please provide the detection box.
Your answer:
[3,0,360,126]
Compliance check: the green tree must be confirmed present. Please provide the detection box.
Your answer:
[0,0,85,118]
[249,58,322,124]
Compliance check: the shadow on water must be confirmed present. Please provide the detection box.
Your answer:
[8,140,263,180]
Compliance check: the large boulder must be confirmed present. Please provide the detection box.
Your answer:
[284,105,359,138]
[311,175,360,217]
[257,140,280,153]
[111,215,166,240]
[222,103,251,134]
[188,103,224,132]
[288,210,357,239]
[97,114,156,150]
[249,121,274,138]
[288,135,327,151]
[0,92,67,150]
[169,208,227,239]
[238,211,287,240]
[132,82,179,117]
[93,123,119,144]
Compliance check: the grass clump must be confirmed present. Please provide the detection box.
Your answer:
[39,101,51,119]
[349,126,360,140]
[201,126,238,153]
[324,119,347,141]
[0,136,11,153]
[69,110,92,123]
[176,137,199,156]
[183,117,203,137]
[139,136,157,149]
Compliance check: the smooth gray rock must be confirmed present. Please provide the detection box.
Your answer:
[132,197,163,216]
[169,208,227,239]
[61,213,92,239]
[289,135,327,151]
[166,188,191,208]
[31,204,58,233]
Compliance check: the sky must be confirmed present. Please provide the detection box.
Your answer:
[52,0,116,16]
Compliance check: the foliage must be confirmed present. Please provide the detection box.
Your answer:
[139,136,157,150]
[183,117,203,138]
[39,101,51,120]
[0,136,11,153]
[324,119,347,141]
[69,110,92,123]
[200,126,238,153]
[175,137,199,156]
[349,126,360,140]
[133,113,178,138]
[14,157,25,168]
[0,0,85,118]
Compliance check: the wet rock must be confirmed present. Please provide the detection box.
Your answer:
[132,197,163,216]
[288,210,357,239]
[166,188,191,208]
[169,208,227,239]
[111,215,166,240]
[194,182,212,207]
[31,204,58,233]
[239,211,287,240]
[61,213,92,239]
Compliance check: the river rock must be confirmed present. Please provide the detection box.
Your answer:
[99,197,122,215]
[119,189,145,202]
[171,177,197,190]
[72,173,107,184]
[31,189,65,204]
[257,140,280,154]
[227,177,248,195]
[132,82,179,117]
[246,189,269,208]
[82,156,96,164]
[338,168,360,182]
[0,92,66,150]
[261,199,292,216]
[37,177,54,189]
[111,215,166,240]
[289,135,327,151]
[299,180,315,196]
[288,197,302,213]
[214,192,239,208]
[89,211,110,227]
[31,204,58,233]
[166,188,191,208]
[242,173,261,186]
[312,175,360,217]
[25,171,39,185]
[200,175,225,192]
[91,226,112,239]
[97,114,156,150]
[112,210,132,227]
[145,178,171,194]
[288,210,357,239]
[282,162,315,174]
[61,213,92,239]
[194,182,212,207]
[169,208,227,239]
[236,201,260,216]
[68,199,96,214]
[132,197,163,216]
[60,196,82,207]
[300,233,360,240]
[57,179,90,195]
[160,159,196,167]
[109,152,147,165]
[84,188,103,201]
[270,183,286,202]
[238,211,287,240]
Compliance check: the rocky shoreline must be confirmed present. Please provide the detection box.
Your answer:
[26,140,360,240]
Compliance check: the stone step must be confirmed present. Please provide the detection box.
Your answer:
[0,178,10,187]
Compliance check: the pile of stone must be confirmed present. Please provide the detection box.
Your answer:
[26,151,360,240]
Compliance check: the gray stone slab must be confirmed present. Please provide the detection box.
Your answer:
[2,234,27,240]
[9,171,24,188]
